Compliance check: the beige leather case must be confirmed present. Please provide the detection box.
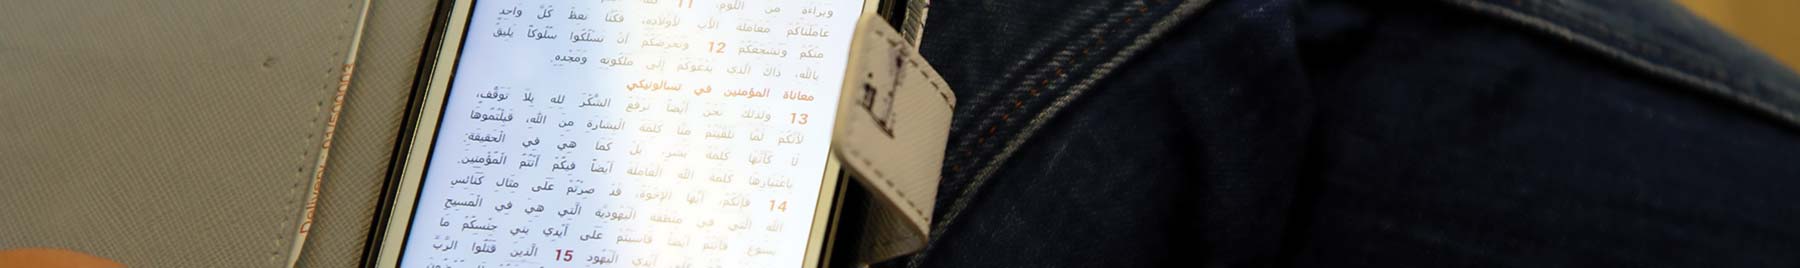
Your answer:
[0,0,434,266]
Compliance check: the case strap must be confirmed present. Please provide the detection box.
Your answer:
[830,16,955,265]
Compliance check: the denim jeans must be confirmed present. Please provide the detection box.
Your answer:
[908,0,1800,266]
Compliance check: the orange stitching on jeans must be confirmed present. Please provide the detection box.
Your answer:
[970,1,1147,150]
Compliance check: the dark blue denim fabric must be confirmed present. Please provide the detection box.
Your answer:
[908,0,1800,267]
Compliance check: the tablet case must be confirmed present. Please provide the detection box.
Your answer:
[0,1,942,267]
[0,0,375,266]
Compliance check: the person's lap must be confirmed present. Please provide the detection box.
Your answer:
[910,0,1800,266]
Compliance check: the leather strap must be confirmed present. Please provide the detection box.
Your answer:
[830,16,956,265]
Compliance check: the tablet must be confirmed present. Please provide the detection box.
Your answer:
[364,0,875,267]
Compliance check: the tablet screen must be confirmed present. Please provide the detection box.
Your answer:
[399,0,859,266]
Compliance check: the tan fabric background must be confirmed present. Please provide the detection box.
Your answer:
[1677,0,1800,70]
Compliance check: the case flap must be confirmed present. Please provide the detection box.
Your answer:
[831,16,955,264]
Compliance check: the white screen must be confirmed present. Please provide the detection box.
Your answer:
[399,0,859,266]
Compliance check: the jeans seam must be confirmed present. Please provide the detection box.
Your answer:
[1445,0,1800,130]
[910,0,1213,266]
[941,5,1103,171]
